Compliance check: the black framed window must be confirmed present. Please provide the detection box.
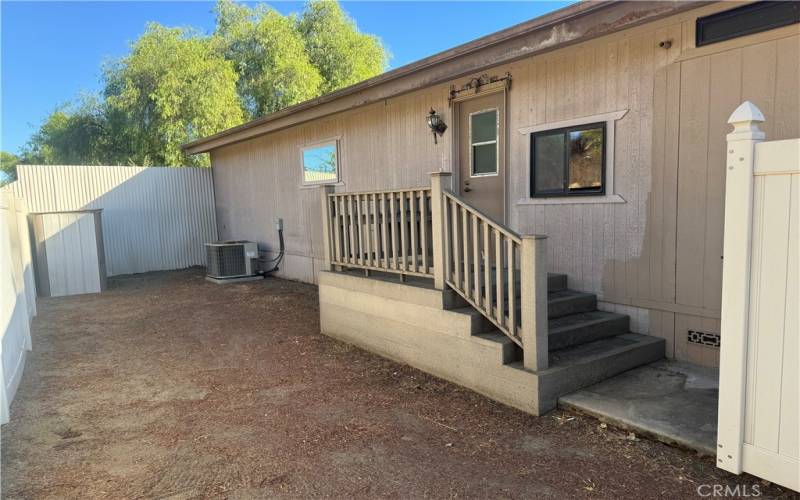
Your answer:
[530,122,605,197]
[696,2,800,47]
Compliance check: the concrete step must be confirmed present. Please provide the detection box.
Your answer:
[547,290,597,319]
[472,330,520,364]
[470,271,568,295]
[536,333,666,413]
[448,306,497,334]
[548,273,568,292]
[548,311,630,351]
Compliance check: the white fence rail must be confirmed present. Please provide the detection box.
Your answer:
[1,191,36,424]
[12,165,217,276]
[718,102,799,492]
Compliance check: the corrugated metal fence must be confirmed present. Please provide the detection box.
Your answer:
[12,165,217,276]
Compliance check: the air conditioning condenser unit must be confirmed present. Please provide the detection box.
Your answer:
[205,241,259,280]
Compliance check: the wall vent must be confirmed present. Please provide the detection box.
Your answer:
[688,330,721,348]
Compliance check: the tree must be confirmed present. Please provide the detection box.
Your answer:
[1,151,20,185]
[22,95,109,166]
[104,23,245,166]
[297,1,388,94]
[17,1,388,166]
[214,0,323,118]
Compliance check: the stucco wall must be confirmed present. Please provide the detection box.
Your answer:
[209,2,800,365]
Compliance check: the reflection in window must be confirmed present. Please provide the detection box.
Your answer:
[530,123,605,197]
[302,142,338,184]
[471,109,498,175]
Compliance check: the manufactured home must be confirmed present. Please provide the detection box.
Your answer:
[185,0,799,489]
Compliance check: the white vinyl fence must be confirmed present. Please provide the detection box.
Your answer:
[718,102,799,491]
[12,165,217,276]
[1,191,36,424]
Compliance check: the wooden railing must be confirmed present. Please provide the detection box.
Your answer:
[320,172,548,371]
[322,188,433,278]
[442,191,523,346]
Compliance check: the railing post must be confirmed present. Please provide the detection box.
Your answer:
[520,235,548,371]
[717,101,765,475]
[429,172,452,290]
[320,184,335,272]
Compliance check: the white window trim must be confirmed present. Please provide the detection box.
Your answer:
[517,109,628,205]
[469,107,500,178]
[300,137,341,187]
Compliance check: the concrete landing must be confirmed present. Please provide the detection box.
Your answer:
[558,360,718,455]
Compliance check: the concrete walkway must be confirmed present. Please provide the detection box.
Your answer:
[559,360,719,455]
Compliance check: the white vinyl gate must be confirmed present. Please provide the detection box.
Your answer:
[717,102,799,491]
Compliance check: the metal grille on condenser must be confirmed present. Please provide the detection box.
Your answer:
[206,245,245,277]
[687,329,721,348]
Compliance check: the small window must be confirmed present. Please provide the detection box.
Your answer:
[470,109,498,176]
[530,123,605,197]
[696,2,800,47]
[301,141,339,185]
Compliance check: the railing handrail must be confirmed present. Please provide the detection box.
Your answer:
[442,189,522,244]
[327,186,430,197]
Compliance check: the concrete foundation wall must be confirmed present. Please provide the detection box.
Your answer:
[318,271,541,414]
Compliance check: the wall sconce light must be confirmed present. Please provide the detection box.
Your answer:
[426,108,447,144]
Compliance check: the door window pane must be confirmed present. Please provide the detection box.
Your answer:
[302,142,338,184]
[471,110,497,144]
[568,127,603,192]
[533,133,565,192]
[472,143,497,175]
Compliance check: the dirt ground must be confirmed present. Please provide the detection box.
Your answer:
[1,269,793,499]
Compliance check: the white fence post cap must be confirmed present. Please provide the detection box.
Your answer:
[728,101,765,125]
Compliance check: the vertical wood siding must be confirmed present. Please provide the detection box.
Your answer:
[12,165,217,276]
[209,3,800,364]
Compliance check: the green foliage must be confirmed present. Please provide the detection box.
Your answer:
[18,0,388,167]
[23,96,109,166]
[297,1,388,94]
[1,151,20,185]
[214,0,322,117]
[105,24,245,166]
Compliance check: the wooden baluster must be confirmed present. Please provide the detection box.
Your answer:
[400,191,408,272]
[452,199,461,287]
[410,191,418,273]
[371,193,378,268]
[483,221,492,318]
[342,196,350,264]
[420,190,429,274]
[332,195,342,265]
[495,230,503,326]
[472,212,480,306]
[461,204,469,293]
[381,193,389,269]
[507,239,516,338]
[364,194,372,267]
[443,195,451,282]
[350,195,358,265]
[390,193,398,270]
[356,194,364,265]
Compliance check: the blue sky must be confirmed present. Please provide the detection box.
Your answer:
[1,1,571,155]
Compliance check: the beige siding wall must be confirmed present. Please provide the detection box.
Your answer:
[211,2,800,365]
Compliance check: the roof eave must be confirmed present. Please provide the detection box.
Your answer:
[184,0,705,155]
